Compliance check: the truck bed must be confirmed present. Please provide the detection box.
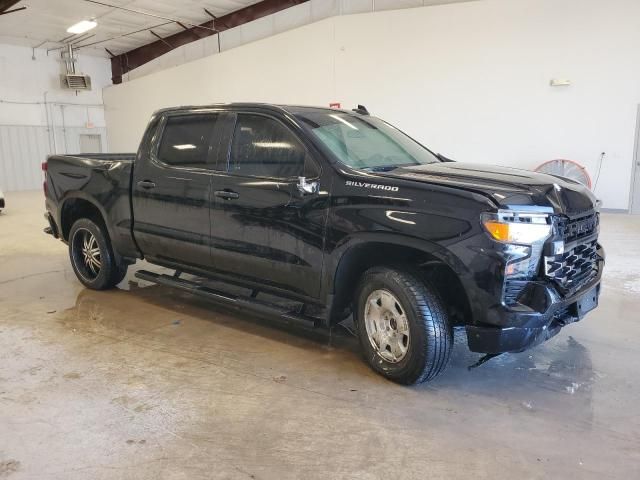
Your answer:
[63,153,137,162]
[45,153,139,260]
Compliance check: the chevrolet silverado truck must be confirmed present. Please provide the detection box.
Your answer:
[43,103,604,384]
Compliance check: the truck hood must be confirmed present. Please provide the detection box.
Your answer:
[382,162,598,216]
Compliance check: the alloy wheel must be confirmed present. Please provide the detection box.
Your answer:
[364,289,410,363]
[72,228,102,280]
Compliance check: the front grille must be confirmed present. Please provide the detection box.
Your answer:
[502,210,600,306]
[545,239,599,294]
[557,212,599,243]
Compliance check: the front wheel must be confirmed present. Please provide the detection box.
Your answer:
[354,266,452,385]
[69,218,128,290]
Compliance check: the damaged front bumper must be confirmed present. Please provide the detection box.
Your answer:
[466,246,604,354]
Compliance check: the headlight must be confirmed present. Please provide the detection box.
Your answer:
[481,210,552,244]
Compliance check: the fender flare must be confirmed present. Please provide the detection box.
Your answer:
[58,191,115,242]
[324,231,472,298]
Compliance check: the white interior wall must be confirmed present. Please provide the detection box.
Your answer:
[0,44,111,191]
[104,0,640,210]
[123,0,478,82]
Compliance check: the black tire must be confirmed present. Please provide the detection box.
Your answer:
[68,218,128,290]
[354,266,452,385]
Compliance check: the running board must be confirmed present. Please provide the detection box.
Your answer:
[135,270,320,330]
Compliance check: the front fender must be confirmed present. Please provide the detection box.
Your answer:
[321,231,481,323]
[327,231,471,283]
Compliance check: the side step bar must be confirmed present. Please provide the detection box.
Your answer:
[135,270,320,330]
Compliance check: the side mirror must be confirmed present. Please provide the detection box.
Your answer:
[297,177,319,195]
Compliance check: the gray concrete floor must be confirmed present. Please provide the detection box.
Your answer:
[1,191,639,480]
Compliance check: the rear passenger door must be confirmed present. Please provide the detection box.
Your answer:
[132,111,223,270]
[209,112,326,300]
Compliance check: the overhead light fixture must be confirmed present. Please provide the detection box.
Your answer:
[67,20,97,35]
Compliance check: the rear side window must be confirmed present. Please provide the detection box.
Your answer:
[229,114,306,179]
[157,114,219,168]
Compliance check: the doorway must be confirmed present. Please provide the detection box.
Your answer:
[79,134,102,153]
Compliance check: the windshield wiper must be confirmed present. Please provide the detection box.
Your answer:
[362,165,399,172]
[361,163,418,172]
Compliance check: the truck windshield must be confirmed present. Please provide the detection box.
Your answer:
[295,111,440,171]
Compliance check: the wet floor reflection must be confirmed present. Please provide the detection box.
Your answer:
[5,259,638,479]
[438,331,596,426]
[58,273,597,424]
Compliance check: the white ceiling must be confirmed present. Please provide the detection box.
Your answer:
[0,0,261,57]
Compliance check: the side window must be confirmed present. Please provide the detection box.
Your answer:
[157,114,219,168]
[229,114,306,179]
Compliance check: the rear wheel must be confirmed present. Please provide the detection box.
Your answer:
[354,266,452,385]
[69,218,127,290]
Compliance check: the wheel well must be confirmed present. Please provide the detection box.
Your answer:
[331,243,472,327]
[60,198,105,241]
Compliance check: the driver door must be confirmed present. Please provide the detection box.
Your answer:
[209,112,327,300]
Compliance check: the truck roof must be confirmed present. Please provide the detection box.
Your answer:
[152,103,360,117]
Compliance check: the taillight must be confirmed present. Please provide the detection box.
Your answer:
[42,162,48,195]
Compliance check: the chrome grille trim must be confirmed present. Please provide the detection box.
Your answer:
[545,239,599,294]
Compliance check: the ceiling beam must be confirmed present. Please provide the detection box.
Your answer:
[0,6,25,15]
[203,8,229,29]
[150,30,173,49]
[109,0,309,84]
[0,0,21,12]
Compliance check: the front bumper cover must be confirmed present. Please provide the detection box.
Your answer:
[466,247,604,354]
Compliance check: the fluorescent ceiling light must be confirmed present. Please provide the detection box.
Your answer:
[173,144,197,150]
[67,20,97,34]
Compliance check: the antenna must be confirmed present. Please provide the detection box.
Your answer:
[352,105,370,115]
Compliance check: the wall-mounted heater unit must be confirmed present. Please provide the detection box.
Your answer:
[62,74,92,90]
[60,44,92,91]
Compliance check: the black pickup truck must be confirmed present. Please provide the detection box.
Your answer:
[44,103,604,384]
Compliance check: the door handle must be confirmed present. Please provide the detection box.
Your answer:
[137,180,156,189]
[214,190,240,200]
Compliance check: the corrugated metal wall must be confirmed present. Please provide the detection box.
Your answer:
[0,125,108,191]
[0,126,51,192]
